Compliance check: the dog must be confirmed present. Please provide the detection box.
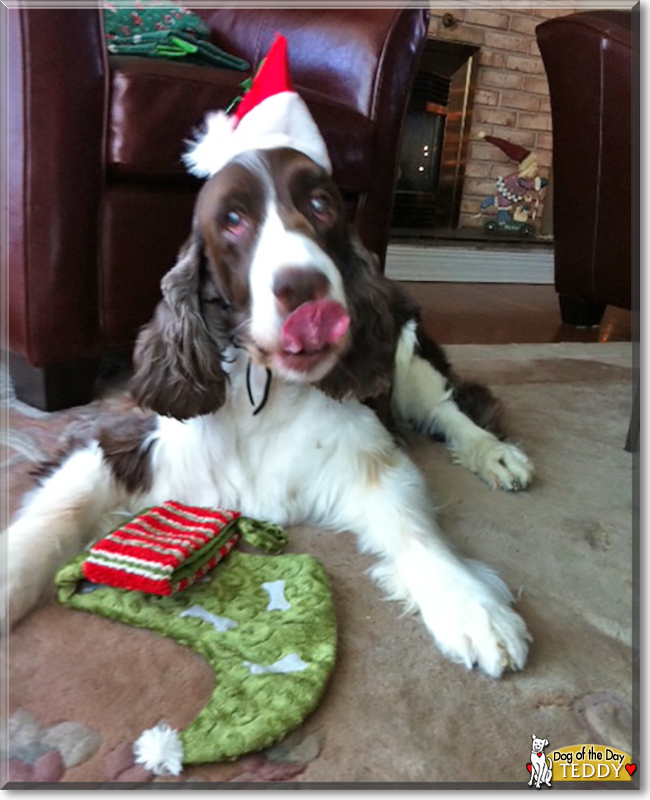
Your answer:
[529,735,552,787]
[5,146,534,677]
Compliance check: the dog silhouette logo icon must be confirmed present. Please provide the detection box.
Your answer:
[528,734,553,788]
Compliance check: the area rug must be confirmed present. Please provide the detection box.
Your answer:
[2,342,635,786]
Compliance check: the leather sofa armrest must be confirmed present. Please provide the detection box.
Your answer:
[536,10,634,311]
[537,10,632,47]
[193,8,427,120]
[8,8,108,366]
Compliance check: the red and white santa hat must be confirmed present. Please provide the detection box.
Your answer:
[183,34,331,177]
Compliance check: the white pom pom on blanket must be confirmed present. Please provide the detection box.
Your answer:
[133,723,184,776]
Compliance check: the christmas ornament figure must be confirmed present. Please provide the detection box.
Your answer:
[478,132,548,235]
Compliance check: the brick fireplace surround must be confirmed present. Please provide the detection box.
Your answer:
[428,5,575,230]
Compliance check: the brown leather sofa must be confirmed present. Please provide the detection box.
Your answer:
[536,11,636,326]
[7,8,429,409]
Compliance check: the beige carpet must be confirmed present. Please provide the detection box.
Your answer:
[3,342,636,786]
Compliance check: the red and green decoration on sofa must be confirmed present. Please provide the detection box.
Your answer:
[478,132,548,236]
[102,1,249,71]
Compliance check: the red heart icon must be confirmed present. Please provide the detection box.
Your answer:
[527,764,532,773]
[626,764,636,776]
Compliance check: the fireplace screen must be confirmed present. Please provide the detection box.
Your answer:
[391,39,479,235]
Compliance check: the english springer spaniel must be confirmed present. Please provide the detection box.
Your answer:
[6,147,534,678]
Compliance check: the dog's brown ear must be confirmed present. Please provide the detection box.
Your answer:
[317,234,417,402]
[130,231,231,420]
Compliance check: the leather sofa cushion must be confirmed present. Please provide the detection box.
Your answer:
[107,56,373,189]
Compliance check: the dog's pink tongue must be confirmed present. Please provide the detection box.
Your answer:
[281,300,350,354]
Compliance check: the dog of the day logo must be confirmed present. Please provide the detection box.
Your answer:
[527,737,636,785]
[527,735,552,788]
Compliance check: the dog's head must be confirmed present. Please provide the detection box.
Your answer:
[131,147,404,419]
[531,735,548,753]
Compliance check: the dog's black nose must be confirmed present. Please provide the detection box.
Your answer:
[273,267,330,315]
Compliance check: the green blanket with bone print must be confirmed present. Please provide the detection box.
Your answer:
[56,548,336,773]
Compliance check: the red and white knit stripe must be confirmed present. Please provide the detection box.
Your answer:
[82,502,241,595]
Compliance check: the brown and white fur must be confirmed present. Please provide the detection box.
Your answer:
[5,148,534,678]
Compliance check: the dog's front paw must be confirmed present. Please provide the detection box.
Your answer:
[419,564,532,678]
[433,599,530,678]
[463,439,534,492]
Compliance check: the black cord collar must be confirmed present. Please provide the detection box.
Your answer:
[246,359,273,416]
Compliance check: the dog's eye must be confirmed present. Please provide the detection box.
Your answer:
[223,210,250,238]
[309,193,333,220]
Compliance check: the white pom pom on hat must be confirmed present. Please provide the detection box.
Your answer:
[183,34,331,178]
[133,722,184,777]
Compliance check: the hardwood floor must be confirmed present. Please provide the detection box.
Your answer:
[399,282,633,345]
